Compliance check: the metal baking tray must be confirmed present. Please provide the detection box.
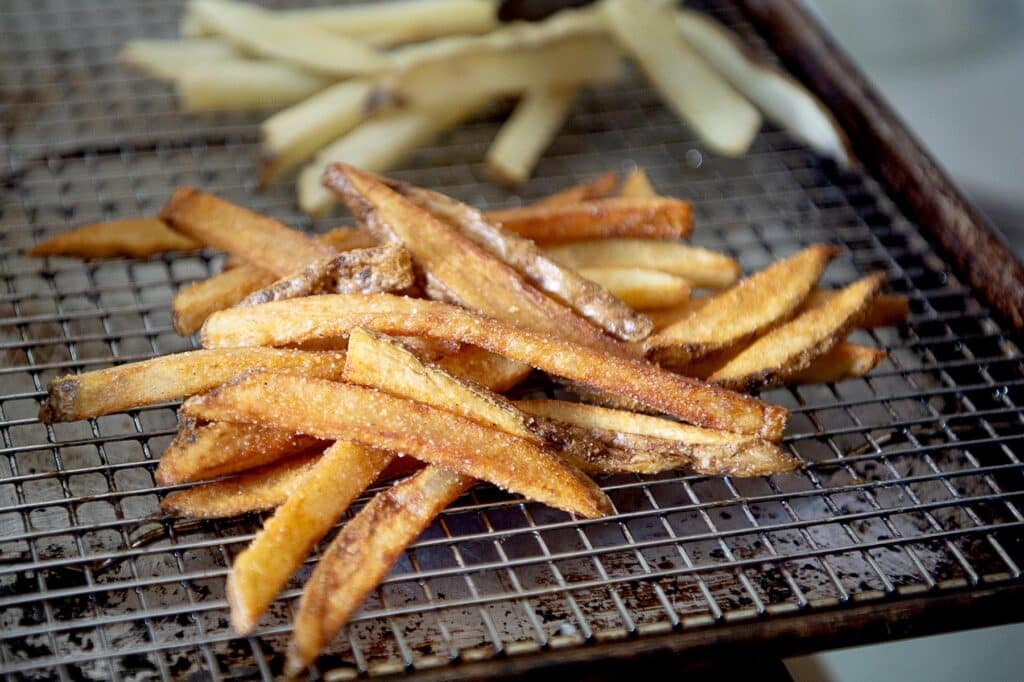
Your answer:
[2,0,1022,679]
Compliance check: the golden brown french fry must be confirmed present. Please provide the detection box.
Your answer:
[545,239,740,289]
[486,197,693,244]
[802,290,909,328]
[258,80,373,188]
[182,372,613,518]
[27,218,200,259]
[226,441,393,635]
[485,86,578,186]
[155,421,322,486]
[199,294,788,440]
[120,38,239,81]
[603,0,761,156]
[324,164,627,355]
[647,244,838,367]
[533,171,619,207]
[519,400,798,477]
[709,274,885,391]
[577,267,692,310]
[239,244,413,306]
[618,168,657,199]
[189,0,386,77]
[171,227,377,336]
[286,465,473,676]
[160,188,334,277]
[38,348,347,423]
[786,343,887,384]
[646,299,706,331]
[176,59,331,112]
[436,346,532,393]
[383,177,652,342]
[160,452,319,519]
[343,329,537,441]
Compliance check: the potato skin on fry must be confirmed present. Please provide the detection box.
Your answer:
[199,294,787,440]
[27,218,201,259]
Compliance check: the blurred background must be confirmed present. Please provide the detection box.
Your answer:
[786,2,1023,679]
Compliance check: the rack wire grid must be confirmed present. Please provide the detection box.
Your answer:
[2,0,1024,679]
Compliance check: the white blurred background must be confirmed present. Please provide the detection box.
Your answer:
[786,2,1024,679]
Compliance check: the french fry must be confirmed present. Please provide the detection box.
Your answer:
[160,187,335,277]
[647,244,838,367]
[519,400,798,477]
[786,343,887,384]
[182,372,612,518]
[533,171,619,207]
[486,197,693,244]
[603,0,761,156]
[120,38,238,81]
[282,0,498,45]
[299,99,492,217]
[709,274,885,390]
[546,239,740,289]
[618,168,657,199]
[436,346,532,393]
[577,267,692,310]
[239,244,413,306]
[383,178,652,341]
[286,465,473,676]
[161,453,319,519]
[189,0,387,77]
[343,329,537,441]
[26,218,201,259]
[324,165,627,354]
[803,290,909,328]
[258,80,373,187]
[155,421,322,486]
[485,86,578,186]
[199,294,788,440]
[38,348,347,423]
[675,8,850,164]
[226,442,393,634]
[171,227,377,335]
[646,299,706,331]
[176,59,331,112]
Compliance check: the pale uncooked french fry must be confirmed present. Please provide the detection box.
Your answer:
[176,60,331,112]
[189,0,387,77]
[546,239,740,289]
[485,86,578,186]
[618,168,657,199]
[258,80,373,187]
[299,98,492,217]
[675,8,850,164]
[39,348,347,422]
[603,0,761,155]
[120,39,239,81]
[578,266,692,309]
[27,218,200,259]
[709,273,885,390]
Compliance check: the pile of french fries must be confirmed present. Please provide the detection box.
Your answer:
[121,0,849,212]
[29,166,905,673]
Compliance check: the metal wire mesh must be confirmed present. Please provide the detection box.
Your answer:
[2,0,1023,679]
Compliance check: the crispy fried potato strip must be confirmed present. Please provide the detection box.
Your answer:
[226,442,394,634]
[239,244,413,306]
[803,290,909,328]
[182,372,612,518]
[286,465,473,676]
[436,346,533,393]
[647,244,837,367]
[199,294,787,440]
[384,177,652,342]
[547,239,740,289]
[325,164,627,354]
[39,348,347,423]
[27,218,201,259]
[486,197,693,244]
[533,172,619,208]
[786,343,887,384]
[709,274,885,390]
[578,267,691,310]
[161,187,334,277]
[618,168,657,199]
[160,453,320,519]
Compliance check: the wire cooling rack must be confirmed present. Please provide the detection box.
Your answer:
[2,1,1023,679]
